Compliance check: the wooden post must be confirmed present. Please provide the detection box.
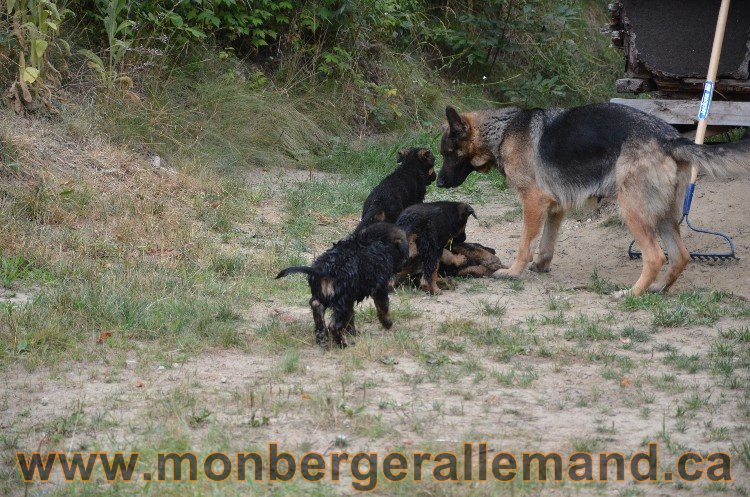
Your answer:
[692,0,731,183]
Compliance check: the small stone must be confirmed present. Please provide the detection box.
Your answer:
[41,398,49,406]
[157,365,165,371]
[220,376,228,384]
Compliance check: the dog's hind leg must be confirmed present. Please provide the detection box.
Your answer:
[310,298,329,349]
[419,257,441,295]
[494,188,553,278]
[373,288,393,329]
[345,313,357,336]
[650,220,690,293]
[620,207,665,297]
[530,203,564,273]
[418,237,442,295]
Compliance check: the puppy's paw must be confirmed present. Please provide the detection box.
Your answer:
[492,268,521,280]
[380,318,393,330]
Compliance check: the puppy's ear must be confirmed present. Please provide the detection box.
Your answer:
[461,203,477,219]
[397,148,408,163]
[418,149,435,165]
[446,106,469,139]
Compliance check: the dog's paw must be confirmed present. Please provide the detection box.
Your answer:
[492,268,521,280]
[647,283,667,294]
[380,318,393,330]
[528,261,550,273]
[611,289,632,299]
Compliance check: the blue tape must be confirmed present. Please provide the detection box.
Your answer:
[683,182,696,215]
[697,80,713,120]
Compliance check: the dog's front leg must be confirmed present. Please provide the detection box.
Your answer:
[329,305,354,347]
[530,204,564,273]
[494,189,550,279]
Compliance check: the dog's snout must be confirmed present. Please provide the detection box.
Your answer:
[436,177,445,188]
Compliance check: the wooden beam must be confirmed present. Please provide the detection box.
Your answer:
[610,98,750,126]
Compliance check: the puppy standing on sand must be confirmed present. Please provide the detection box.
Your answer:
[396,201,476,294]
[436,104,750,296]
[356,147,436,231]
[276,223,408,349]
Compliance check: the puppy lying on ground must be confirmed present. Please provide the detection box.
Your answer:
[356,147,436,231]
[396,201,476,294]
[276,223,408,349]
[397,242,504,287]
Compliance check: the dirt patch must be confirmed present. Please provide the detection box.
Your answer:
[2,175,748,496]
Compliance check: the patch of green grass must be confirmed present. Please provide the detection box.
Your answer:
[281,350,302,374]
[540,311,566,326]
[621,326,651,343]
[664,351,703,374]
[492,365,538,387]
[467,324,536,362]
[625,289,742,328]
[564,315,616,342]
[588,268,623,295]
[255,317,312,352]
[478,300,506,317]
[0,253,54,287]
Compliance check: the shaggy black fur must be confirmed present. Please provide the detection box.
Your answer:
[396,201,476,293]
[276,223,408,349]
[356,148,437,231]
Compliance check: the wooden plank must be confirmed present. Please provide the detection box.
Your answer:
[656,78,750,95]
[610,98,750,126]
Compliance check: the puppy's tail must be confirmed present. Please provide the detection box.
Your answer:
[275,266,321,279]
[668,135,750,178]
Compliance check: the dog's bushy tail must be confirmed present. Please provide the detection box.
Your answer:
[668,136,750,178]
[275,266,320,279]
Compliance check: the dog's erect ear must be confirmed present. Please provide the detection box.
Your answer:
[461,203,477,220]
[397,148,408,163]
[446,106,469,138]
[418,149,435,165]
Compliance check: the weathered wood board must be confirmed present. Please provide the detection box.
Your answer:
[610,98,750,127]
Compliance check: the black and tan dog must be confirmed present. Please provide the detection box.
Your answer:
[397,241,505,288]
[437,104,750,296]
[276,223,408,349]
[356,147,437,231]
[440,242,505,278]
[396,201,476,294]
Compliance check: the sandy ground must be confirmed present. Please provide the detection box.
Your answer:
[2,175,749,496]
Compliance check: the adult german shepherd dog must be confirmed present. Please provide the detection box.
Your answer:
[437,103,750,296]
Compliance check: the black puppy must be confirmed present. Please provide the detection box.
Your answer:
[396,201,476,294]
[356,148,436,231]
[276,223,408,349]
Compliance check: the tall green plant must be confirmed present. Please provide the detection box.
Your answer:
[79,0,134,89]
[2,0,71,114]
